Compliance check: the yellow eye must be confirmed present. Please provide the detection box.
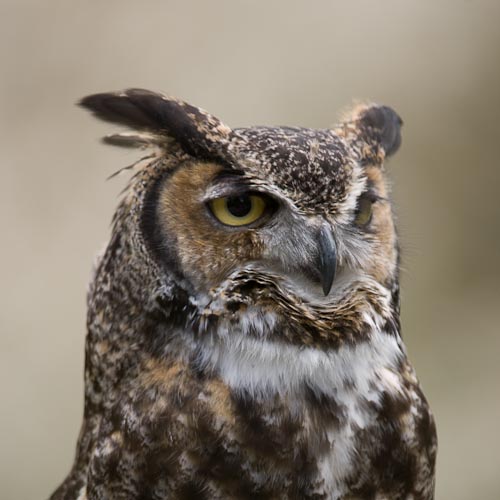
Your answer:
[354,195,374,226]
[209,194,267,227]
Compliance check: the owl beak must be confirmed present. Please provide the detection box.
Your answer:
[317,224,337,296]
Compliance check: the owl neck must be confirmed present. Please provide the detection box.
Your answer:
[185,275,403,397]
[192,327,405,401]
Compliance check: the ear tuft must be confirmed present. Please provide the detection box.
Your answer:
[357,105,402,157]
[79,90,164,130]
[335,103,403,165]
[102,132,167,149]
[79,89,235,161]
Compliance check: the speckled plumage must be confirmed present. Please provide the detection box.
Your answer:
[51,89,436,500]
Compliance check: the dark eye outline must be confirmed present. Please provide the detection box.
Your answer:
[354,190,381,228]
[206,191,278,229]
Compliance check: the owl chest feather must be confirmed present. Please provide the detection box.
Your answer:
[65,312,434,500]
[187,320,409,498]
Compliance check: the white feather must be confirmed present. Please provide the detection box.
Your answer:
[192,315,404,497]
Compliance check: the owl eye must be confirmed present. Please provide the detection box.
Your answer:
[354,193,375,227]
[209,193,268,227]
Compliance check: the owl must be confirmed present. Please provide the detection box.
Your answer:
[51,89,436,500]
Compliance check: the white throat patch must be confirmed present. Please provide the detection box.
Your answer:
[198,324,403,399]
[195,323,405,499]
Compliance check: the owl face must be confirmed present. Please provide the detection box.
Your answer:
[81,89,402,347]
[155,153,396,302]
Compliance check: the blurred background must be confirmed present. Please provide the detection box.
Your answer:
[1,1,499,498]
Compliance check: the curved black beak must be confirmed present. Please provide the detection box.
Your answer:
[316,224,337,296]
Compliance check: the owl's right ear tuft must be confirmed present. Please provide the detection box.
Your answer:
[79,90,165,130]
[79,89,235,161]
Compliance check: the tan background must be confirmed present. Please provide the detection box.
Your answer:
[1,1,499,499]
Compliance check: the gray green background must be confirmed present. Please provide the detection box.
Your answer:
[1,1,499,498]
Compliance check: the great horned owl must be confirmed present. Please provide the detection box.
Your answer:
[51,89,436,500]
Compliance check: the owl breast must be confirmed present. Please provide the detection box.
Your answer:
[190,312,408,498]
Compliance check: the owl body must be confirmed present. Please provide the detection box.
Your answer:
[51,90,436,500]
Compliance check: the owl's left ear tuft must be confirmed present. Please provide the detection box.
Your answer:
[336,104,403,165]
[356,105,402,158]
[79,88,235,161]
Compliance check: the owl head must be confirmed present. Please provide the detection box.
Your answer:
[81,89,402,349]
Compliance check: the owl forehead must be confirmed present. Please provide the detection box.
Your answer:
[233,127,358,214]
